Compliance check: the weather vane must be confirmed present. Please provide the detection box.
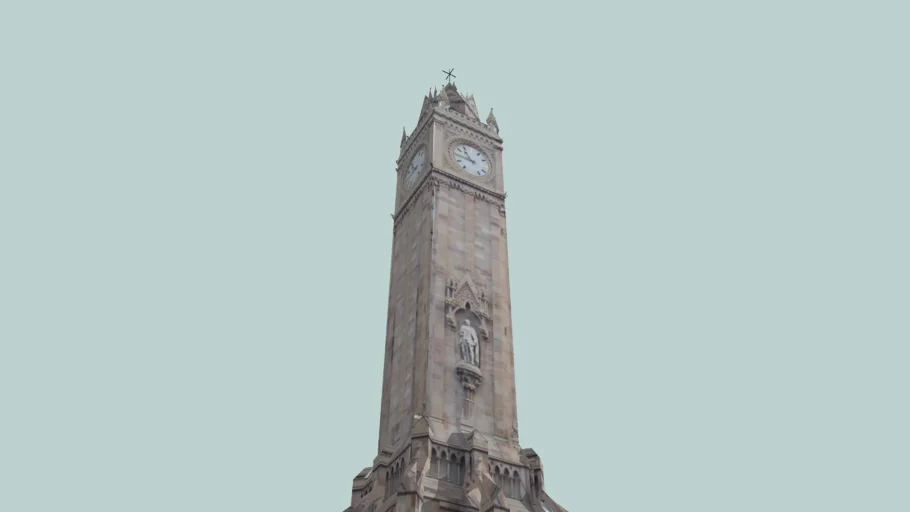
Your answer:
[442,68,456,83]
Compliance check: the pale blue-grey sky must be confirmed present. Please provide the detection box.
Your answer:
[2,2,908,511]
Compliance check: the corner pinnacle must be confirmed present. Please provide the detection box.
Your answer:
[486,108,499,133]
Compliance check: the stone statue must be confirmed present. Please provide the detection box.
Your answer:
[459,319,480,367]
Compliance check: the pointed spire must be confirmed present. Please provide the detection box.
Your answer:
[486,108,499,133]
[400,126,407,147]
[435,87,448,108]
[464,94,479,120]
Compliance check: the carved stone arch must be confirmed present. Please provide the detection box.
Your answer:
[435,449,446,479]
[449,273,489,393]
[445,273,490,339]
[447,452,457,482]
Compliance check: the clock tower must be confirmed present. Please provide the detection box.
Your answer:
[343,82,568,512]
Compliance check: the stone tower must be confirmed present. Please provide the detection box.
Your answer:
[343,82,567,512]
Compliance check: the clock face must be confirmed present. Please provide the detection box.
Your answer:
[453,144,490,177]
[405,147,426,188]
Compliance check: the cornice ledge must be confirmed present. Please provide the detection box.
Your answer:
[436,496,479,512]
[433,107,503,143]
[486,454,528,468]
[392,171,435,224]
[431,167,506,201]
[428,438,474,452]
[392,167,506,229]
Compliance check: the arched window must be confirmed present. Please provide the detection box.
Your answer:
[447,453,457,483]
[493,466,502,489]
[386,459,405,498]
[456,456,465,485]
[511,470,520,499]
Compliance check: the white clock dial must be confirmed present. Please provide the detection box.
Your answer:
[453,144,490,177]
[405,148,426,188]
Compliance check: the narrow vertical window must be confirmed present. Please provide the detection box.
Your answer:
[447,454,456,483]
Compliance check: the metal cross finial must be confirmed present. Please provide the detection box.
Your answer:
[442,68,456,83]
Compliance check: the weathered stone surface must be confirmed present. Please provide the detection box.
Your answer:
[343,84,568,512]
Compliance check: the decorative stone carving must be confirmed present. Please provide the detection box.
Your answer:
[416,89,438,124]
[444,275,490,341]
[442,123,499,150]
[464,94,480,121]
[400,101,435,158]
[456,362,483,392]
[486,108,499,134]
[448,274,489,394]
[438,107,501,141]
[429,174,504,205]
[434,87,447,108]
[393,176,436,228]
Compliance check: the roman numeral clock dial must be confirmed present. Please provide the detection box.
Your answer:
[453,144,490,177]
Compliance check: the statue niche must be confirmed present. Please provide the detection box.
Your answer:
[446,275,489,393]
[445,276,490,341]
[459,319,480,367]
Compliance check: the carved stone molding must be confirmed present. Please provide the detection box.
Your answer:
[436,107,501,142]
[456,361,483,392]
[393,171,506,235]
[393,175,435,229]
[444,274,490,341]
[486,109,499,134]
[429,174,505,207]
